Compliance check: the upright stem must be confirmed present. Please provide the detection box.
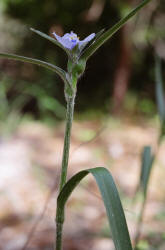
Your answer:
[59,95,75,191]
[134,195,147,249]
[55,93,75,250]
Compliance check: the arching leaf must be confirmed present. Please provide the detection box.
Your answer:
[0,52,67,83]
[57,167,133,250]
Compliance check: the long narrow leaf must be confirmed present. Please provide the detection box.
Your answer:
[30,28,71,58]
[79,28,105,57]
[139,146,154,196]
[155,55,165,121]
[0,52,66,83]
[57,167,133,250]
[81,0,151,60]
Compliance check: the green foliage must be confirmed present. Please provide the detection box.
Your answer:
[155,56,165,138]
[39,96,66,120]
[136,240,149,250]
[0,52,67,82]
[155,56,165,122]
[0,0,158,114]
[138,98,156,116]
[81,0,152,61]
[134,146,154,249]
[0,1,153,250]
[134,55,165,247]
[57,167,133,250]
[0,0,152,101]
[0,76,28,137]
[139,146,154,197]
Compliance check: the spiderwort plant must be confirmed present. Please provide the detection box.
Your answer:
[0,1,151,250]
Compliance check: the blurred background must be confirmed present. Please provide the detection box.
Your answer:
[0,0,165,249]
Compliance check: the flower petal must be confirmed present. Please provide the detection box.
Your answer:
[82,33,95,43]
[52,31,95,51]
[53,32,79,50]
[52,32,72,49]
[52,32,63,43]
[78,33,95,51]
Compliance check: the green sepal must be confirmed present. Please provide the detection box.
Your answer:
[67,59,86,88]
[72,59,86,78]
[81,0,151,61]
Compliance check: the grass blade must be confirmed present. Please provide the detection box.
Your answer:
[57,167,133,250]
[134,146,154,247]
[79,29,105,57]
[155,55,165,121]
[0,52,67,83]
[81,0,151,61]
[139,146,154,196]
[30,28,71,58]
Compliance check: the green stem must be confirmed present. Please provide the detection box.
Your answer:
[55,220,64,250]
[59,94,75,191]
[55,93,76,250]
[134,195,147,249]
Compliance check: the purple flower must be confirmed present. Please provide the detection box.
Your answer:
[52,31,95,51]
